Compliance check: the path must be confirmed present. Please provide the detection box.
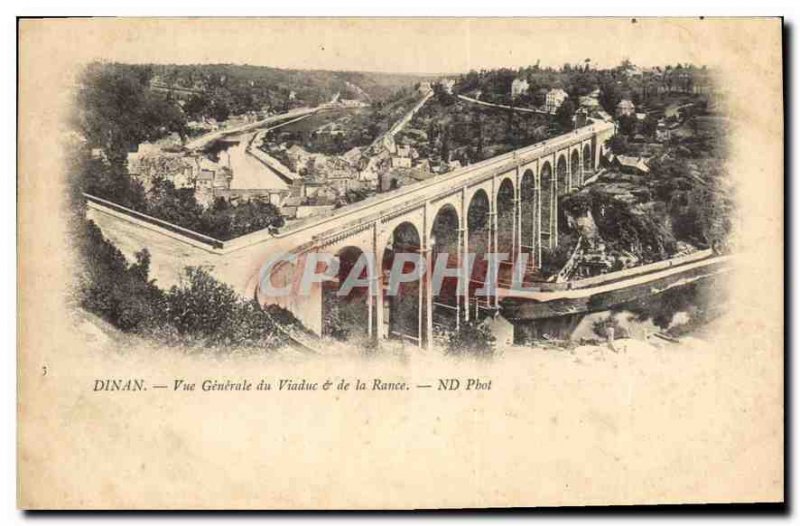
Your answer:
[457,94,548,115]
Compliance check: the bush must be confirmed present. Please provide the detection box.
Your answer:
[75,219,301,349]
[164,267,287,347]
[76,220,164,331]
[445,319,495,357]
[591,315,629,340]
[539,232,579,277]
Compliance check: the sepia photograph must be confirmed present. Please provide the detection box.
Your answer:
[71,27,730,357]
[16,16,784,510]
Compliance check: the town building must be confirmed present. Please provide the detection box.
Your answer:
[655,121,672,142]
[545,88,569,114]
[579,94,600,111]
[313,122,345,137]
[511,78,530,98]
[616,99,636,117]
[440,79,456,95]
[391,156,412,169]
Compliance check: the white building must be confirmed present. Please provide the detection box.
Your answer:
[511,78,530,98]
[616,99,636,117]
[579,94,600,111]
[545,88,569,114]
[440,79,456,94]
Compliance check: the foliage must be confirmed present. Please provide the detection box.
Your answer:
[74,152,149,211]
[566,187,676,262]
[198,196,285,240]
[74,63,187,162]
[164,267,288,347]
[591,315,629,340]
[322,294,352,341]
[149,63,429,116]
[445,319,496,357]
[74,155,285,240]
[539,231,580,276]
[408,97,551,166]
[75,220,164,331]
[74,218,302,349]
[554,97,577,131]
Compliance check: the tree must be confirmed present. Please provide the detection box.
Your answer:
[77,153,148,210]
[183,93,212,120]
[617,114,637,137]
[446,319,495,357]
[75,220,164,332]
[75,63,187,161]
[75,216,303,348]
[554,98,576,131]
[598,80,622,115]
[164,267,296,347]
[210,96,231,122]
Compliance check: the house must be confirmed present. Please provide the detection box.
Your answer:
[342,147,363,166]
[511,78,530,98]
[616,99,636,117]
[339,99,368,108]
[414,159,431,173]
[622,65,645,79]
[379,167,431,192]
[440,79,456,94]
[358,168,379,183]
[655,121,671,142]
[391,156,412,169]
[127,147,198,192]
[195,169,215,189]
[579,95,600,111]
[90,147,106,161]
[314,122,345,137]
[545,88,569,114]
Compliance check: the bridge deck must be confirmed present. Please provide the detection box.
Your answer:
[497,256,731,303]
[224,120,614,254]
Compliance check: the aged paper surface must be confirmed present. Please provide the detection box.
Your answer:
[18,18,783,509]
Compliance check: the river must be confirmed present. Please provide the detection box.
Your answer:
[513,273,727,345]
[207,132,290,191]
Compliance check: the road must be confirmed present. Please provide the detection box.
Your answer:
[457,94,547,114]
[184,106,319,151]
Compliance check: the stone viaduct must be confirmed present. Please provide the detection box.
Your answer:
[86,121,615,349]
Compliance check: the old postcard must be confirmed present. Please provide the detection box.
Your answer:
[17,17,783,509]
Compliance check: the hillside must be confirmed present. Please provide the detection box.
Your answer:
[149,63,435,109]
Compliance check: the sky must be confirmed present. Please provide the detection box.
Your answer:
[40,17,767,75]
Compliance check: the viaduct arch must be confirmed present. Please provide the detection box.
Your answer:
[252,122,615,347]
